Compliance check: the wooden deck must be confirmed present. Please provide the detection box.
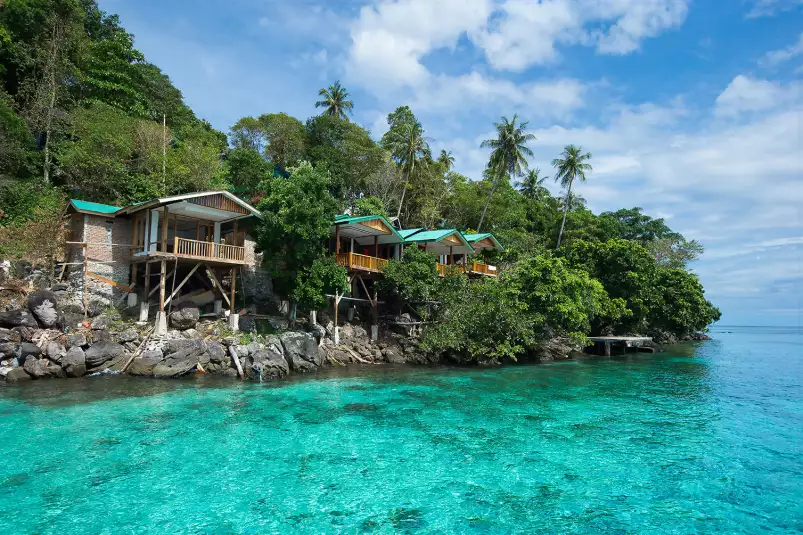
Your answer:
[587,336,654,356]
[131,237,247,266]
[336,252,388,273]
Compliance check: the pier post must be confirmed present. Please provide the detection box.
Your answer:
[604,341,611,357]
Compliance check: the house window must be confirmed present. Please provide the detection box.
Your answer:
[105,220,113,248]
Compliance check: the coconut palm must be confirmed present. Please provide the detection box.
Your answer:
[437,149,455,171]
[477,114,535,232]
[518,167,547,198]
[315,81,354,120]
[552,145,592,248]
[382,120,430,219]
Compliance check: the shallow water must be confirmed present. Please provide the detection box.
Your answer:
[1,326,801,534]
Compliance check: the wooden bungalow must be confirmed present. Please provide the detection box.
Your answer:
[65,191,263,333]
[398,228,476,276]
[462,233,504,277]
[330,215,404,275]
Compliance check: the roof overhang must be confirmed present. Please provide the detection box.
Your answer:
[404,229,474,256]
[66,200,121,217]
[465,233,504,252]
[116,191,262,221]
[332,215,404,245]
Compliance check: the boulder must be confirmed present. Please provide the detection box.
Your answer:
[84,341,126,368]
[26,290,59,327]
[246,342,263,355]
[11,326,36,342]
[206,342,226,363]
[5,368,31,383]
[66,332,88,348]
[47,365,66,378]
[169,305,199,330]
[91,330,112,342]
[164,339,208,366]
[62,347,87,378]
[152,356,197,378]
[90,315,111,330]
[181,328,201,339]
[266,316,289,331]
[309,322,327,343]
[116,329,139,343]
[127,350,165,376]
[250,349,289,379]
[238,316,256,333]
[44,341,66,363]
[0,310,39,329]
[0,342,19,358]
[0,328,13,342]
[19,342,41,358]
[233,344,250,357]
[264,335,284,357]
[530,338,575,362]
[280,331,323,372]
[23,357,49,378]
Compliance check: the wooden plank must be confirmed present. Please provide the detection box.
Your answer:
[86,272,134,293]
[164,262,203,306]
[205,267,231,308]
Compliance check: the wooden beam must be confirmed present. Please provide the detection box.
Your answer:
[229,267,237,313]
[358,276,375,307]
[144,261,151,298]
[205,267,231,308]
[148,267,175,298]
[164,262,203,306]
[87,272,134,293]
[335,225,341,254]
[158,260,167,312]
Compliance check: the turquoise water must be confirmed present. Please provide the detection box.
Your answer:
[1,327,801,534]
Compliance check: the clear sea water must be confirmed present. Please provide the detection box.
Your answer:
[0,326,801,535]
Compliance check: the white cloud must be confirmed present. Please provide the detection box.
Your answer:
[714,75,793,117]
[746,0,803,18]
[760,32,803,66]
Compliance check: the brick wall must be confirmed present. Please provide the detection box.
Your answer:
[84,215,133,304]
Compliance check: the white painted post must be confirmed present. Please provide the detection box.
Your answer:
[347,307,354,321]
[310,310,317,325]
[127,293,138,308]
[139,300,149,322]
[371,325,378,342]
[229,313,240,332]
[214,300,222,315]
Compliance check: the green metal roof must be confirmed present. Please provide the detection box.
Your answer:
[402,228,471,247]
[333,214,405,243]
[463,232,504,251]
[69,199,121,215]
[398,228,423,239]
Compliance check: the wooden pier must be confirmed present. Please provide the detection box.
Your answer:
[587,336,654,356]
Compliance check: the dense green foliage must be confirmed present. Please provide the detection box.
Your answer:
[0,0,719,353]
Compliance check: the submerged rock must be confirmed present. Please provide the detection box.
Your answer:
[250,349,289,379]
[128,350,165,376]
[5,368,31,383]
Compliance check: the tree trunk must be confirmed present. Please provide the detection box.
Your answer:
[396,163,412,220]
[556,179,573,248]
[476,178,499,233]
[42,22,60,186]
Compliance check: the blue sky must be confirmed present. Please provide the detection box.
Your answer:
[100,0,803,326]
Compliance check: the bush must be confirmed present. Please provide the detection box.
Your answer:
[292,257,349,312]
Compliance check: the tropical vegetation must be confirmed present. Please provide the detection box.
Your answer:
[0,0,719,360]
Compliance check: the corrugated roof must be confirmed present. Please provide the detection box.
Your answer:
[69,200,121,215]
[397,228,423,239]
[333,214,405,243]
[402,229,471,247]
[463,232,504,251]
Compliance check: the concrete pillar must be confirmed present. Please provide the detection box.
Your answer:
[214,300,222,315]
[127,293,138,308]
[228,313,239,332]
[310,310,317,325]
[347,307,355,321]
[334,326,340,345]
[154,311,167,335]
[139,301,149,322]
[371,325,378,342]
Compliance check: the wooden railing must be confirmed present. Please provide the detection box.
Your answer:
[174,237,246,262]
[436,263,466,277]
[336,252,388,273]
[470,261,498,277]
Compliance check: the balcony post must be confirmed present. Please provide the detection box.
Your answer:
[335,225,340,254]
[374,235,378,258]
[161,205,169,252]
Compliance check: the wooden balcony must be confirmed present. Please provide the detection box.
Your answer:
[336,252,388,273]
[436,263,466,277]
[469,261,498,277]
[174,237,245,263]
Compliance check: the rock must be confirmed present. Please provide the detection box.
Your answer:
[128,350,165,376]
[0,310,39,329]
[382,346,405,364]
[11,326,35,342]
[23,357,49,378]
[5,368,31,383]
[44,341,66,363]
[280,331,322,372]
[62,347,87,378]
[181,328,200,339]
[221,336,239,347]
[152,356,197,378]
[238,316,256,333]
[62,313,85,330]
[169,305,199,330]
[206,342,226,363]
[250,349,289,379]
[91,330,112,342]
[116,328,139,343]
[90,315,111,330]
[530,338,575,362]
[0,328,13,342]
[246,342,262,355]
[84,341,126,368]
[26,290,59,327]
[47,365,66,378]
[233,344,250,357]
[264,335,284,356]
[267,316,289,331]
[66,332,87,348]
[309,322,327,343]
[0,342,19,358]
[164,339,208,368]
[19,342,41,358]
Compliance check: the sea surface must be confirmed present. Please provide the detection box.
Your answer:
[0,326,801,534]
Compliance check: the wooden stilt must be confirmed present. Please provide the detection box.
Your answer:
[335,225,341,254]
[205,267,231,308]
[164,262,203,306]
[229,267,237,314]
[144,262,151,298]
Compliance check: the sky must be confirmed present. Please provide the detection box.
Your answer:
[99,0,803,327]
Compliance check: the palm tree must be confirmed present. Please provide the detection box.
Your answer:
[478,114,535,232]
[382,120,430,219]
[518,167,547,198]
[315,81,354,120]
[437,149,455,171]
[552,145,592,248]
